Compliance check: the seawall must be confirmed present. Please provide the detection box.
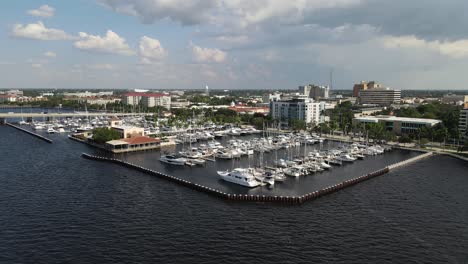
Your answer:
[5,123,53,143]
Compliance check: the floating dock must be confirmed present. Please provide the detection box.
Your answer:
[82,151,434,205]
[5,123,53,143]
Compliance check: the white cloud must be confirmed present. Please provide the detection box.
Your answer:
[383,35,468,59]
[31,63,43,68]
[28,5,55,18]
[138,36,167,63]
[12,21,73,40]
[99,0,217,25]
[44,51,57,58]
[192,44,226,63]
[87,64,116,70]
[74,30,134,56]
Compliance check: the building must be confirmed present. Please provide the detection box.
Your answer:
[106,136,161,153]
[352,81,383,97]
[270,97,321,127]
[110,125,145,139]
[228,106,269,115]
[63,91,113,97]
[459,108,468,142]
[122,92,171,109]
[262,92,282,103]
[0,95,17,103]
[299,84,329,100]
[359,88,401,105]
[353,115,442,135]
[442,94,468,106]
[140,93,171,109]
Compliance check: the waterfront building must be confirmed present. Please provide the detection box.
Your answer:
[0,95,17,103]
[270,97,321,127]
[359,88,401,106]
[111,125,145,139]
[353,115,442,135]
[299,84,330,100]
[63,91,113,97]
[140,93,171,109]
[459,108,468,142]
[106,136,161,153]
[122,92,171,109]
[228,106,269,115]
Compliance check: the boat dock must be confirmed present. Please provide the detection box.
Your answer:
[82,151,434,205]
[5,123,53,143]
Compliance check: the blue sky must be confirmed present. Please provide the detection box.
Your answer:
[2,0,468,90]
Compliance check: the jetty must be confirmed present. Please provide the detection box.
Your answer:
[5,123,53,143]
[82,151,434,205]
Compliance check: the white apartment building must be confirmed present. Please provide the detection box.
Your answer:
[270,98,321,127]
[122,92,171,109]
[140,94,171,109]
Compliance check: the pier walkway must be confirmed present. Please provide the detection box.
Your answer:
[5,123,53,143]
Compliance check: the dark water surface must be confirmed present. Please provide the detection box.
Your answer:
[1,126,467,263]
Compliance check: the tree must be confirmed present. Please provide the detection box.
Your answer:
[92,127,121,144]
[398,134,412,143]
[290,119,306,131]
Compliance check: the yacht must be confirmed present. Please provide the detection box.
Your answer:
[47,127,57,134]
[217,168,261,187]
[159,155,187,166]
[338,154,356,162]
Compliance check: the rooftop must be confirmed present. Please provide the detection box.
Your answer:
[122,136,160,145]
[123,92,168,97]
[354,115,442,124]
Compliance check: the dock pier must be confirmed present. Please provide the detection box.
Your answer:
[82,151,434,205]
[5,123,53,143]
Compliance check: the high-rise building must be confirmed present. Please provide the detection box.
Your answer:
[269,97,321,127]
[299,84,329,100]
[359,88,401,105]
[459,108,468,142]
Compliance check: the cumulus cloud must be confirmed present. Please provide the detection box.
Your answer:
[12,21,73,40]
[383,35,468,59]
[138,36,167,63]
[28,5,55,18]
[98,0,217,25]
[44,51,57,58]
[192,44,226,63]
[74,30,134,56]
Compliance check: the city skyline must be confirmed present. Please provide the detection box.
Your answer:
[2,0,468,90]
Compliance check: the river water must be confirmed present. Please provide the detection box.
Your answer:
[1,125,467,263]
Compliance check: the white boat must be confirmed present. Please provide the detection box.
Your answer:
[217,168,261,187]
[284,167,303,177]
[47,127,57,134]
[338,154,356,162]
[189,158,206,165]
[215,150,233,159]
[320,161,332,169]
[159,155,187,166]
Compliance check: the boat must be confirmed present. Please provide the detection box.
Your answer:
[159,155,187,166]
[217,168,261,187]
[338,154,356,162]
[47,127,57,134]
[189,158,206,165]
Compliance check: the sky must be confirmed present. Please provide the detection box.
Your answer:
[2,0,468,90]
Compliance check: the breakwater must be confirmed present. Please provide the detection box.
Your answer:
[82,151,434,205]
[5,123,53,143]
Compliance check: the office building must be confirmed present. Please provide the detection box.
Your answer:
[359,88,401,105]
[353,115,441,135]
[270,97,321,127]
